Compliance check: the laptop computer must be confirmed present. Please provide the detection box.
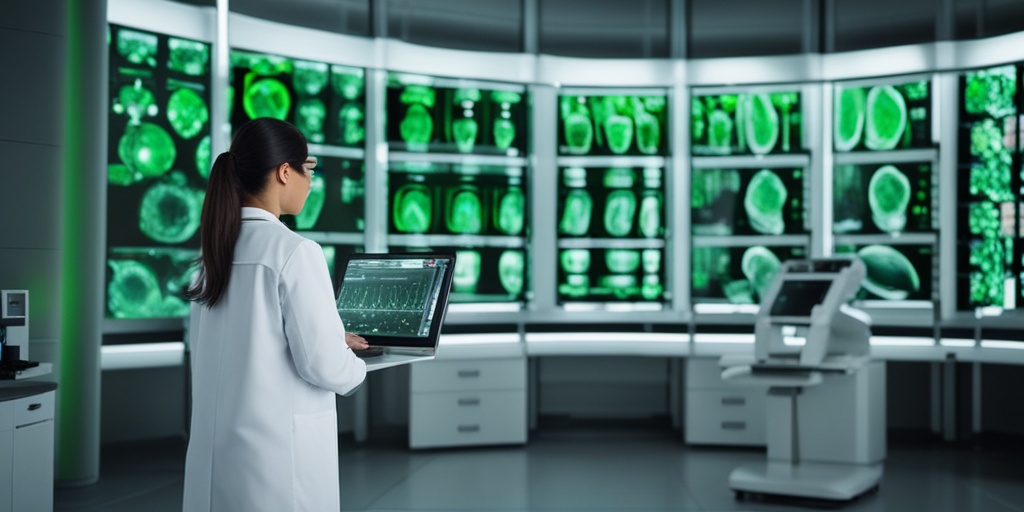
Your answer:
[335,253,456,372]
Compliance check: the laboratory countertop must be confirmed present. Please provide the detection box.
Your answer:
[0,380,58,402]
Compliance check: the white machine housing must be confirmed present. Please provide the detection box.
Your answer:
[0,291,28,361]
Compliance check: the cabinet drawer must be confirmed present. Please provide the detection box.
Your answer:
[13,391,53,428]
[685,389,765,446]
[686,358,731,389]
[412,358,526,393]
[410,390,527,448]
[0,401,12,431]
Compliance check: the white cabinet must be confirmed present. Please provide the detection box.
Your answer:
[0,387,55,512]
[685,358,766,446]
[410,356,527,449]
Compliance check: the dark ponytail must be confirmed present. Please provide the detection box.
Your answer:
[187,118,308,307]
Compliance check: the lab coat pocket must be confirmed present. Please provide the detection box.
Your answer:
[292,409,340,511]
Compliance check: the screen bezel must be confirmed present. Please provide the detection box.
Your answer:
[335,252,456,349]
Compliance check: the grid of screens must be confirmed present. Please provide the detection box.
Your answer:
[279,157,365,234]
[833,162,935,235]
[390,246,527,303]
[386,74,527,155]
[558,247,665,302]
[691,91,802,155]
[558,94,668,156]
[692,245,807,305]
[835,244,934,302]
[692,168,807,236]
[957,64,1023,310]
[230,50,365,147]
[834,79,932,152]
[105,24,211,319]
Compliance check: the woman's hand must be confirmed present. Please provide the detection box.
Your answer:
[345,332,369,350]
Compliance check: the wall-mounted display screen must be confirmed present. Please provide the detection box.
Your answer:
[557,166,665,239]
[390,245,527,303]
[386,74,528,155]
[957,64,1021,310]
[557,248,666,303]
[691,245,807,305]
[835,244,933,302]
[833,79,931,152]
[230,50,365,147]
[691,167,807,236]
[691,91,802,156]
[389,163,527,237]
[279,156,364,234]
[558,93,668,156]
[106,24,211,319]
[833,162,934,234]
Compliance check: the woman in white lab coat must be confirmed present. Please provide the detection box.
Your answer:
[183,118,368,511]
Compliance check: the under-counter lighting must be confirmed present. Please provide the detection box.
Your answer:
[440,333,521,345]
[447,303,522,314]
[869,337,934,347]
[101,342,185,370]
[561,303,664,312]
[694,304,759,315]
[692,333,755,344]
[783,336,807,346]
[526,332,690,344]
[980,340,1024,350]
[940,338,976,348]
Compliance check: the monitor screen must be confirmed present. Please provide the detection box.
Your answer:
[557,93,669,156]
[833,79,931,152]
[691,91,802,156]
[833,162,934,235]
[768,280,834,317]
[335,253,455,348]
[691,167,807,236]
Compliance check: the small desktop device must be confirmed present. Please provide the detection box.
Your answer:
[335,253,455,371]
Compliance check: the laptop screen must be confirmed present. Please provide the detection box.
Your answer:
[336,253,455,349]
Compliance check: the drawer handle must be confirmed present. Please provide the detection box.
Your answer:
[721,396,746,406]
[722,421,747,431]
[457,370,480,378]
[28,403,42,411]
[457,398,481,406]
[457,425,480,433]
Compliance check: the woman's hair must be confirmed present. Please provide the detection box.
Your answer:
[187,118,308,307]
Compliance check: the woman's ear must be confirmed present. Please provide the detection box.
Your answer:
[275,162,290,185]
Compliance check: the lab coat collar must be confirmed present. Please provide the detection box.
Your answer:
[241,206,282,223]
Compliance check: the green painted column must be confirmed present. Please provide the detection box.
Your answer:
[58,0,106,485]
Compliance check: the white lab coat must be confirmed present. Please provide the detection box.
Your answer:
[183,206,367,512]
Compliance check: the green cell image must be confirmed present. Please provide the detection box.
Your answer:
[332,68,365,100]
[868,165,911,233]
[834,87,866,152]
[604,190,637,237]
[864,85,907,151]
[232,51,291,76]
[293,60,328,97]
[446,186,483,234]
[641,274,663,300]
[741,246,781,301]
[600,274,638,299]
[771,92,798,152]
[559,189,593,236]
[634,105,661,155]
[969,118,1013,202]
[707,109,734,153]
[606,249,641,274]
[744,93,780,155]
[494,187,525,235]
[107,260,163,318]
[691,98,706,142]
[453,118,479,153]
[108,164,134,186]
[498,250,525,296]
[166,87,209,140]
[494,117,516,151]
[603,167,635,188]
[400,104,433,149]
[341,176,363,204]
[744,169,788,235]
[639,194,662,238]
[243,77,291,120]
[168,38,209,76]
[118,122,176,179]
[564,112,593,154]
[964,65,1017,119]
[453,250,482,293]
[138,176,203,244]
[196,135,211,180]
[296,98,326,143]
[117,29,157,67]
[113,80,158,124]
[454,88,481,104]
[339,104,365,145]
[605,114,634,155]
[295,174,326,230]
[560,249,591,274]
[400,85,436,107]
[393,184,432,233]
[857,245,920,300]
[642,249,661,274]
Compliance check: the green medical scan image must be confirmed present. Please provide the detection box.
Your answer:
[112,80,158,125]
[741,246,782,302]
[294,174,326,230]
[558,247,663,303]
[692,91,800,155]
[606,250,641,274]
[558,94,667,156]
[166,87,209,140]
[834,79,930,152]
[117,28,157,67]
[106,249,195,319]
[453,250,482,294]
[492,90,522,151]
[296,98,327,143]
[293,60,329,96]
[400,103,434,149]
[244,77,291,120]
[743,169,788,235]
[446,186,484,234]
[867,165,912,233]
[838,245,923,301]
[603,190,637,237]
[559,189,593,236]
[333,67,365,101]
[138,174,203,244]
[118,122,176,180]
[692,245,805,305]
[393,184,433,233]
[168,37,209,76]
[561,249,591,274]
[494,187,525,235]
[339,104,365,145]
[498,250,525,295]
[834,87,866,152]
[196,135,211,180]
[864,86,907,151]
[639,193,663,238]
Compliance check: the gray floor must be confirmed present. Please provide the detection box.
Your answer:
[54,426,1024,512]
